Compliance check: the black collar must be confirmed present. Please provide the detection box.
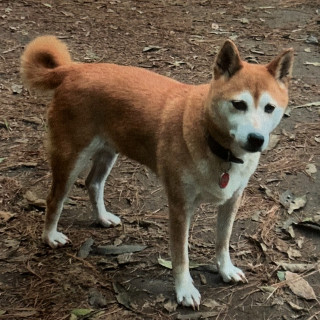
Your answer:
[207,133,244,164]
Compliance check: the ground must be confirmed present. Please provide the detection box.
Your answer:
[0,0,319,319]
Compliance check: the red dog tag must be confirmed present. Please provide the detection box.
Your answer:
[219,172,229,188]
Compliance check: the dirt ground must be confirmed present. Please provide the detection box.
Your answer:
[0,0,320,319]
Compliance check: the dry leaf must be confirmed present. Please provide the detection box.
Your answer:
[202,299,221,309]
[164,300,178,312]
[266,134,280,150]
[240,18,249,24]
[142,45,161,52]
[275,238,289,253]
[287,247,302,259]
[292,101,320,109]
[211,23,219,30]
[305,164,317,175]
[288,195,307,214]
[304,61,320,67]
[0,211,15,222]
[276,261,315,273]
[286,271,316,300]
[77,238,94,258]
[287,301,305,311]
[92,244,146,255]
[117,252,133,264]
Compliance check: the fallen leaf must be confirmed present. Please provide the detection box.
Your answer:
[266,134,280,150]
[158,258,172,269]
[142,45,161,52]
[304,61,320,67]
[24,191,46,208]
[202,299,221,309]
[305,35,318,45]
[117,252,133,264]
[277,271,286,281]
[293,101,320,109]
[88,289,107,308]
[275,238,289,253]
[276,261,315,273]
[260,286,276,293]
[199,273,207,285]
[164,300,178,312]
[91,244,147,255]
[251,210,262,222]
[113,282,132,310]
[240,18,249,24]
[287,247,302,259]
[279,190,294,209]
[211,22,219,30]
[250,49,265,55]
[77,237,94,258]
[11,84,23,94]
[71,309,93,317]
[304,47,311,53]
[287,301,305,311]
[305,164,317,175]
[288,195,307,214]
[285,271,316,300]
[177,312,219,319]
[0,211,15,222]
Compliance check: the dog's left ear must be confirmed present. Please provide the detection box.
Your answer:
[213,40,243,80]
[267,49,294,87]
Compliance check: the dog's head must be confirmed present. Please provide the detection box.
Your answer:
[206,40,294,155]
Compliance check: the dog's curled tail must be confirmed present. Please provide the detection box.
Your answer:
[20,35,72,91]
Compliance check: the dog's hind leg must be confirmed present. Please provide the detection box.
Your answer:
[43,144,93,248]
[85,146,121,227]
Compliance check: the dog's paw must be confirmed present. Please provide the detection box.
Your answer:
[219,263,247,283]
[42,230,70,248]
[176,280,201,309]
[98,211,121,227]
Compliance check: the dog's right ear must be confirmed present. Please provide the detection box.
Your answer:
[213,40,243,80]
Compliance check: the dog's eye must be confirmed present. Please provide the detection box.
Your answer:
[264,104,275,114]
[231,100,247,111]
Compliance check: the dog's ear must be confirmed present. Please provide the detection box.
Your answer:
[267,49,294,87]
[213,40,242,80]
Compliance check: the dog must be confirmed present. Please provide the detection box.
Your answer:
[20,36,293,308]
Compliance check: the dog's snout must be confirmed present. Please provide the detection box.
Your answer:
[246,133,264,152]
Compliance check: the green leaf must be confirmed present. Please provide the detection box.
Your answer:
[277,271,286,281]
[71,309,93,317]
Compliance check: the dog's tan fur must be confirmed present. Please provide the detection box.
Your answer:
[21,36,293,308]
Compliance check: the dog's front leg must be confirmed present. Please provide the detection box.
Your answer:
[216,189,247,283]
[169,198,201,309]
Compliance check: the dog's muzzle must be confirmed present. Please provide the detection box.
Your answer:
[244,133,264,152]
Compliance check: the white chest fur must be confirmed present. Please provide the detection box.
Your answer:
[182,152,260,207]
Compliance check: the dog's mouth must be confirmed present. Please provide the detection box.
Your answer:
[242,144,263,153]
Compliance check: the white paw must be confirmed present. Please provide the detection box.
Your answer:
[175,277,201,309]
[219,262,247,283]
[98,211,121,227]
[42,230,70,248]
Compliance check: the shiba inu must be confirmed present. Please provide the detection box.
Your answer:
[20,36,293,308]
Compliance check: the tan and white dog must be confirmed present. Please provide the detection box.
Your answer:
[20,36,293,308]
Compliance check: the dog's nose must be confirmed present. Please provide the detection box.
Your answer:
[247,133,264,151]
